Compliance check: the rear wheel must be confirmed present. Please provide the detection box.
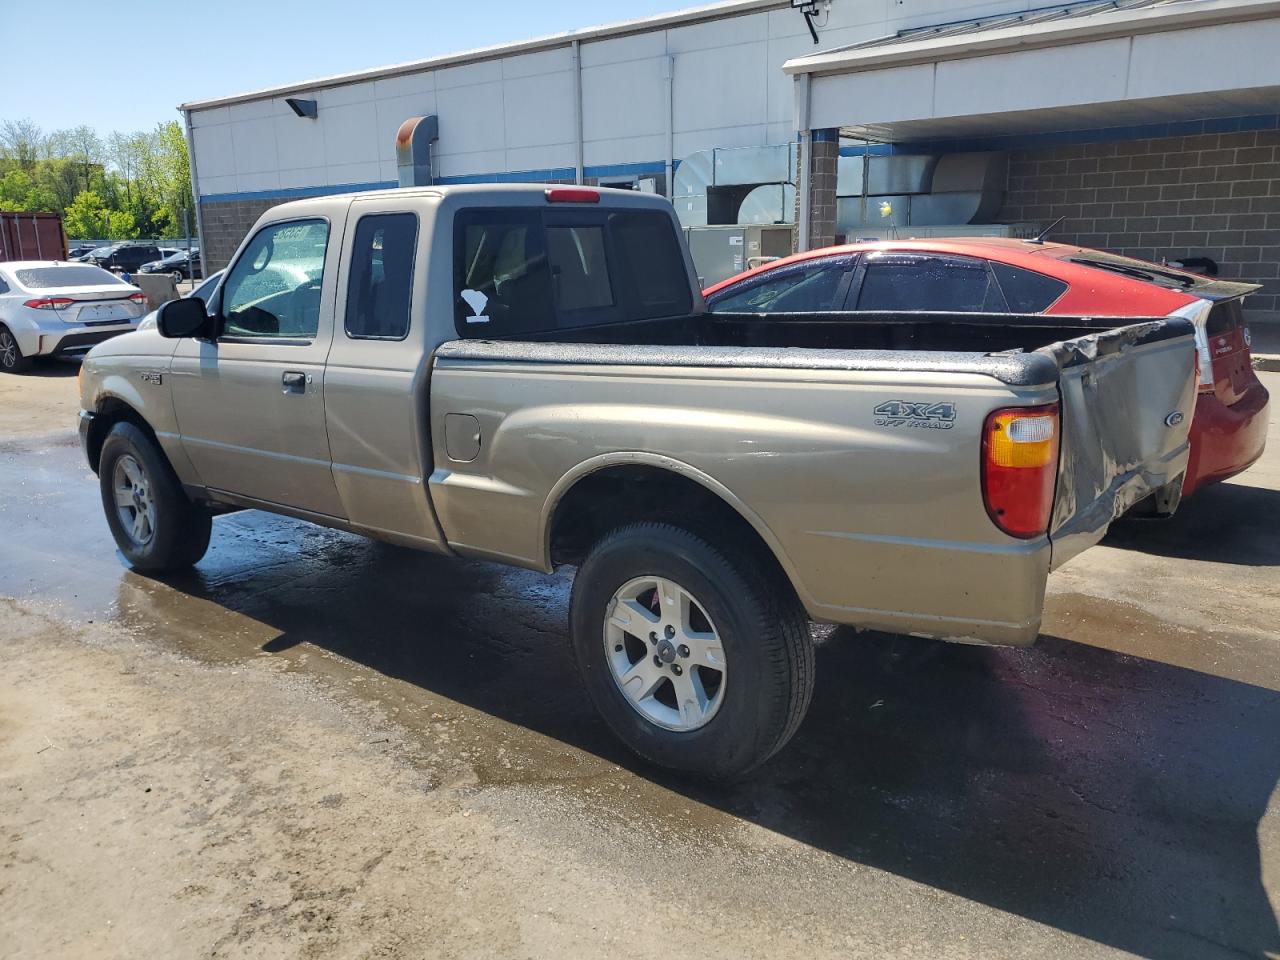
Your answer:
[99,421,212,572]
[570,522,814,780]
[0,325,32,374]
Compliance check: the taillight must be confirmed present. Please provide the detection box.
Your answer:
[545,187,600,203]
[982,403,1060,539]
[24,297,75,310]
[128,292,147,303]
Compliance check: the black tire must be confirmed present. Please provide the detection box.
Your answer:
[0,324,32,374]
[570,522,815,780]
[99,421,212,572]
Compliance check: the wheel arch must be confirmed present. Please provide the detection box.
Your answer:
[85,394,162,475]
[542,453,811,611]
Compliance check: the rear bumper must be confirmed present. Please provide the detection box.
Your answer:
[42,327,136,359]
[1183,383,1270,495]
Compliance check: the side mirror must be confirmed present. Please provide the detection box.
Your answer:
[157,296,213,339]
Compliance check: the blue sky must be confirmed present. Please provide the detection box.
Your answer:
[7,0,700,136]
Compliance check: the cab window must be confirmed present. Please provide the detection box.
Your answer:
[221,219,329,340]
[453,208,692,337]
[345,213,417,340]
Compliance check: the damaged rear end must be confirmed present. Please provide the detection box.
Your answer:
[1042,318,1197,568]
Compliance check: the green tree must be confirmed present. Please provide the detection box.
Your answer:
[63,190,138,240]
[1,117,192,238]
[0,118,45,168]
[0,168,59,212]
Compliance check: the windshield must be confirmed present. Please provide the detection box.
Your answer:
[14,265,128,288]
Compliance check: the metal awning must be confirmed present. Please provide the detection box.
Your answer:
[785,0,1280,142]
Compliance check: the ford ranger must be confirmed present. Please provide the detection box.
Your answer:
[78,185,1195,777]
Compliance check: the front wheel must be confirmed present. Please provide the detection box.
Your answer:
[99,421,212,572]
[570,522,815,780]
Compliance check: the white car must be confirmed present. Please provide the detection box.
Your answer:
[0,261,148,373]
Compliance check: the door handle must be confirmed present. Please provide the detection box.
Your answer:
[282,371,306,394]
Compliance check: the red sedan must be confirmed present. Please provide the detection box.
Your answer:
[704,239,1268,498]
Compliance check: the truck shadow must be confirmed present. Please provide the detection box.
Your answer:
[1104,480,1280,566]
[148,527,1280,960]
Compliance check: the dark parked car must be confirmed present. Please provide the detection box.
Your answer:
[139,249,203,280]
[89,242,162,274]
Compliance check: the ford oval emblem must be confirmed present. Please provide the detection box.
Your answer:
[1165,411,1185,427]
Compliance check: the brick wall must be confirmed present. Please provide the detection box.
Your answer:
[794,135,839,252]
[199,198,278,271]
[998,129,1280,323]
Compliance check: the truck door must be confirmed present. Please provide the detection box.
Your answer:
[321,197,446,549]
[169,216,346,518]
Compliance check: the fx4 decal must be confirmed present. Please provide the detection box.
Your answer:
[873,400,957,430]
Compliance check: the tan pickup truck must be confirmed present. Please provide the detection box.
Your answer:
[78,185,1195,777]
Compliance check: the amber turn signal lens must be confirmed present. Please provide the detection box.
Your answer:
[982,404,1060,539]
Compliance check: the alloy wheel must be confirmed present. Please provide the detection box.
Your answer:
[603,576,727,732]
[112,454,157,547]
[0,330,16,369]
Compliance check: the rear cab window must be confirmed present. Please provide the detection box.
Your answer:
[453,208,692,337]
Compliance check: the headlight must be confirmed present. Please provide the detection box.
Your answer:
[138,314,158,331]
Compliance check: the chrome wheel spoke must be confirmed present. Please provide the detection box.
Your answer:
[618,658,667,704]
[112,454,155,547]
[609,597,659,637]
[671,669,708,727]
[682,630,726,671]
[603,574,727,733]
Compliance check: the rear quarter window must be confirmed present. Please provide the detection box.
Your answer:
[990,262,1068,312]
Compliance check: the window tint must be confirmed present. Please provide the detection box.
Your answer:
[455,210,555,333]
[453,208,692,337]
[345,212,417,340]
[546,225,612,311]
[990,262,1068,312]
[608,212,691,313]
[710,257,847,313]
[0,276,8,294]
[14,265,127,288]
[222,219,328,339]
[856,254,1005,312]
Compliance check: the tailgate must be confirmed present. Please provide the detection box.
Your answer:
[1046,318,1196,567]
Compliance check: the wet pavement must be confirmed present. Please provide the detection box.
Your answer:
[1,371,1278,958]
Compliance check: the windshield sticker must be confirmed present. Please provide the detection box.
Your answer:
[874,400,956,430]
[460,289,490,324]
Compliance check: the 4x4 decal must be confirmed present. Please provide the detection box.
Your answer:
[873,400,957,430]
